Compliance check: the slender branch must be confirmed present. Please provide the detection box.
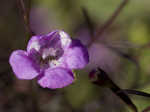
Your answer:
[119,89,150,98]
[88,0,129,47]
[90,68,138,112]
[17,0,35,37]
[95,0,129,37]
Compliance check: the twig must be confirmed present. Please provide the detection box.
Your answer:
[87,0,129,47]
[119,89,150,98]
[17,0,35,37]
[90,68,138,112]
[95,0,129,37]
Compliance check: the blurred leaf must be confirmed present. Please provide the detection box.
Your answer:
[128,22,150,46]
[65,71,95,109]
[139,48,150,75]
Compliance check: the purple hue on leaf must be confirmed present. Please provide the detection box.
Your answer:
[9,30,89,89]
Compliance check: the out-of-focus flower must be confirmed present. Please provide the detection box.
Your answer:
[75,27,121,73]
[9,30,89,89]
[87,43,120,73]
[75,27,92,46]
[29,6,57,35]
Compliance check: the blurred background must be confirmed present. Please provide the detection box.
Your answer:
[1,0,150,112]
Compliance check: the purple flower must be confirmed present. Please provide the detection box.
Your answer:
[9,30,89,89]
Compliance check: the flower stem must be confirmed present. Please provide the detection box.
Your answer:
[90,68,138,112]
[17,0,35,38]
[87,0,129,47]
[121,89,150,98]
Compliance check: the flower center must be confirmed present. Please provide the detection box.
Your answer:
[39,47,64,69]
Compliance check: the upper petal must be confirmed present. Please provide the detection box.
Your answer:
[27,30,71,52]
[9,50,40,79]
[27,31,58,52]
[27,35,41,52]
[64,40,89,69]
[27,30,72,60]
[38,67,74,89]
[57,30,72,48]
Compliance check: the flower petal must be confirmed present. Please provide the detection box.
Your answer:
[57,30,72,48]
[9,50,40,79]
[27,31,57,52]
[27,30,72,60]
[64,40,89,69]
[38,67,74,89]
[27,35,41,52]
[27,30,71,52]
[87,43,120,72]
